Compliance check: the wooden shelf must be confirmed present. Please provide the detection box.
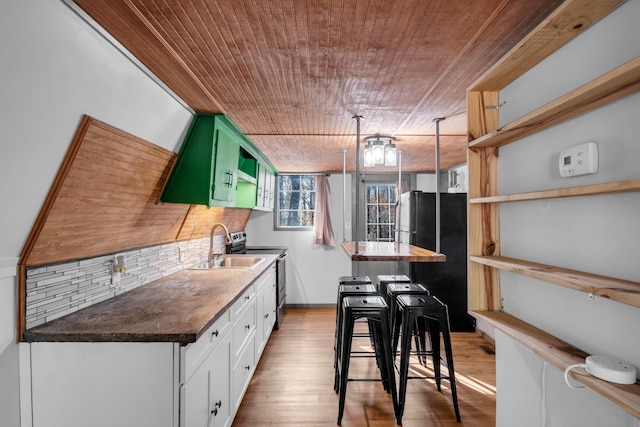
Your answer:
[469,56,640,149]
[471,310,640,419]
[469,179,640,204]
[470,255,640,309]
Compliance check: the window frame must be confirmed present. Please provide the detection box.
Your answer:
[274,174,318,231]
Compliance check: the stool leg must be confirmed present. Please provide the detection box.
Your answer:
[397,308,413,422]
[392,304,403,360]
[428,317,442,391]
[378,311,400,424]
[333,295,344,392]
[439,310,461,423]
[337,306,355,425]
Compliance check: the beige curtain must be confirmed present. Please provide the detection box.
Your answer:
[314,175,335,247]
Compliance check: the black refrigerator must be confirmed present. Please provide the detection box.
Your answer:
[396,191,474,332]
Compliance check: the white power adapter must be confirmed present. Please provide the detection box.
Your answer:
[564,355,637,389]
[585,355,637,384]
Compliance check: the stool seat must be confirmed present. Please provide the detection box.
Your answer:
[337,296,399,425]
[376,274,411,296]
[339,275,371,285]
[394,294,461,423]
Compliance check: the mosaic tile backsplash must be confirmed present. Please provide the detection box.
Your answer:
[25,237,216,329]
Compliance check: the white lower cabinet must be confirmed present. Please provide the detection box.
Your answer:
[181,331,231,427]
[27,267,278,427]
[30,341,178,427]
[255,264,277,357]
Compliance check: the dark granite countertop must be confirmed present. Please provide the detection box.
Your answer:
[23,254,279,345]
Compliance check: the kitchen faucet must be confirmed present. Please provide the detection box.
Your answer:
[208,223,231,264]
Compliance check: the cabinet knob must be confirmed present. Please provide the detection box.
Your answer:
[245,365,251,371]
[245,324,251,330]
[264,313,269,319]
[215,400,222,408]
[211,329,219,338]
[211,408,218,416]
[245,295,250,301]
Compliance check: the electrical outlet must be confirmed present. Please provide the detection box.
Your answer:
[178,247,185,263]
[585,355,637,384]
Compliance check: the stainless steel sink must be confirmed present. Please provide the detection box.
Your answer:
[189,256,265,270]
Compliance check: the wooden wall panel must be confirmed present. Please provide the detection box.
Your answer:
[177,205,252,240]
[23,116,187,266]
[21,115,252,266]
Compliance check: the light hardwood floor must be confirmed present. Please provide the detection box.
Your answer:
[234,307,496,426]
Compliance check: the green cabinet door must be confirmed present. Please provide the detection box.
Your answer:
[212,120,239,204]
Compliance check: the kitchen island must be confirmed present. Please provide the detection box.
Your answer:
[340,241,446,262]
[22,254,279,427]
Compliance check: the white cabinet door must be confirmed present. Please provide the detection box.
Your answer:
[31,342,177,427]
[255,266,276,358]
[256,162,267,208]
[182,333,231,427]
[268,173,276,209]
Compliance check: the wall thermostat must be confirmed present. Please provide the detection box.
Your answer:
[559,142,598,178]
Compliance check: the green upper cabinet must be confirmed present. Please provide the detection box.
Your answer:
[161,114,276,208]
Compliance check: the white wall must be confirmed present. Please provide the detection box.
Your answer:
[496,1,640,425]
[0,261,19,427]
[245,174,352,305]
[0,2,193,426]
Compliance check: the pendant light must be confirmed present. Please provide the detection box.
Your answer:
[363,135,396,167]
[363,140,375,167]
[384,140,397,167]
[372,139,384,164]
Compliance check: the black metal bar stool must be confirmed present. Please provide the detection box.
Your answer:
[333,281,377,393]
[376,274,411,296]
[336,295,400,425]
[394,294,461,423]
[385,283,431,364]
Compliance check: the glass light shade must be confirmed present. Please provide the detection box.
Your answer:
[372,140,384,164]
[384,142,396,166]
[363,143,375,167]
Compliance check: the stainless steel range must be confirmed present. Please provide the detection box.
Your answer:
[226,231,287,329]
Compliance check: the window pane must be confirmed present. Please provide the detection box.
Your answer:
[379,225,390,240]
[367,225,377,241]
[367,186,377,202]
[381,205,390,223]
[379,185,389,203]
[301,175,315,190]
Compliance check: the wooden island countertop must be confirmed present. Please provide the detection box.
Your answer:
[341,241,446,262]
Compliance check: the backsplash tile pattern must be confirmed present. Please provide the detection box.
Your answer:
[25,238,210,329]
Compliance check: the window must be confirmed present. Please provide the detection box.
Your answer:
[276,175,316,229]
[366,183,396,241]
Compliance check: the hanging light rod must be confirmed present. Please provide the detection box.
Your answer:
[363,135,396,167]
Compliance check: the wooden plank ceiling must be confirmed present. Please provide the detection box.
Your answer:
[72,0,563,173]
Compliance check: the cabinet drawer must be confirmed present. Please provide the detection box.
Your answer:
[232,334,256,410]
[233,301,256,357]
[231,284,255,321]
[182,309,231,382]
[254,264,276,292]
